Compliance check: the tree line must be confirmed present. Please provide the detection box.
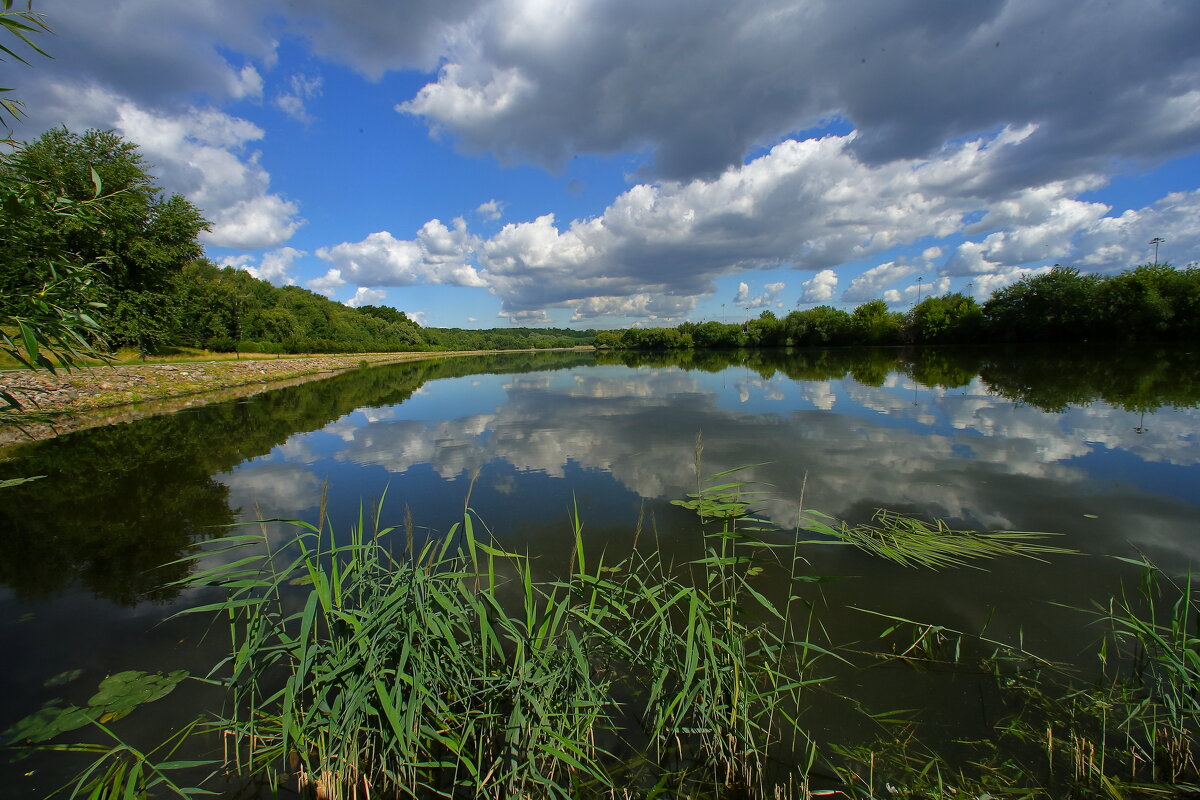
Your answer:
[0,127,599,362]
[596,263,1199,350]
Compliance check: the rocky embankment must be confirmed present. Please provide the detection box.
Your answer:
[0,353,437,447]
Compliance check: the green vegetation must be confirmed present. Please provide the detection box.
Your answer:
[12,470,1200,799]
[598,265,1199,351]
[0,126,593,370]
[0,0,50,135]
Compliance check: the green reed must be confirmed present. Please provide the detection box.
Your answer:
[170,474,831,799]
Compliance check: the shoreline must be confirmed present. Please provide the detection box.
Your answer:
[0,350,508,448]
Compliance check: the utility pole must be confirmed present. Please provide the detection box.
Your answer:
[1150,237,1165,266]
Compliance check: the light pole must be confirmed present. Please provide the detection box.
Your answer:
[915,276,924,306]
[1150,237,1165,266]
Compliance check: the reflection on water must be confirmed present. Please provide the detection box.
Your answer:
[0,345,1196,791]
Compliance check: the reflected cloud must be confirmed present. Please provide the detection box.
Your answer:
[224,355,1198,574]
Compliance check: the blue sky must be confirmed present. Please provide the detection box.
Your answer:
[7,1,1200,328]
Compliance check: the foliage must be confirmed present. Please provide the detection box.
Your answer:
[982,265,1103,343]
[799,508,1070,570]
[0,128,207,356]
[170,473,828,799]
[3,669,209,800]
[0,0,51,134]
[906,292,983,344]
[598,264,1199,352]
[0,161,112,422]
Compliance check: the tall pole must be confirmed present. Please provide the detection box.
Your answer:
[916,276,923,305]
[1150,237,1165,266]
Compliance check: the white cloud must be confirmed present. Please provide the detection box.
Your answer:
[316,218,486,287]
[21,82,304,250]
[345,287,388,307]
[476,199,505,220]
[570,294,696,322]
[230,246,305,285]
[842,262,919,303]
[799,270,837,304]
[308,268,346,297]
[274,73,323,124]
[734,281,786,309]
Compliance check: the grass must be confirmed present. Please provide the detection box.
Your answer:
[0,346,324,370]
[166,477,833,799]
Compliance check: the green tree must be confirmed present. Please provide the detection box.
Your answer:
[0,128,208,354]
[906,293,983,344]
[983,266,1100,342]
[0,163,110,424]
[850,300,903,345]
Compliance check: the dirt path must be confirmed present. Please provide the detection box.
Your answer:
[0,352,449,447]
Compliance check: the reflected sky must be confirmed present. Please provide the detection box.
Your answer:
[2,350,1197,792]
[219,359,1199,577]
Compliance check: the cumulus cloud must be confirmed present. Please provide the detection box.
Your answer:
[397,0,1200,184]
[308,268,346,297]
[19,82,304,250]
[319,127,1196,320]
[225,246,305,285]
[470,130,1027,316]
[316,218,486,287]
[345,287,388,307]
[799,270,838,304]
[571,294,696,322]
[734,281,786,309]
[476,199,505,220]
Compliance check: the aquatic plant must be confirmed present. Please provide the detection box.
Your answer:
[170,476,830,799]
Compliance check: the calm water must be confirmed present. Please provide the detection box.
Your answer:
[0,346,1197,793]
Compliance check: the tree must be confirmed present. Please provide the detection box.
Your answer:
[851,300,902,345]
[0,128,208,354]
[906,293,983,344]
[983,266,1100,342]
[0,163,109,403]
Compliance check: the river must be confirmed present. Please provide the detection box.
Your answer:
[0,345,1196,796]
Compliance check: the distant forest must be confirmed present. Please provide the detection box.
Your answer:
[598,263,1199,350]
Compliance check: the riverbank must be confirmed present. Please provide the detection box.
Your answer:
[0,351,469,446]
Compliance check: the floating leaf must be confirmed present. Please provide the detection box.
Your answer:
[3,702,99,745]
[43,668,84,688]
[86,670,188,722]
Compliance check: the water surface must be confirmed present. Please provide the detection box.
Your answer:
[0,346,1196,792]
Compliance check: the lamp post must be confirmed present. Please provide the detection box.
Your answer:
[915,276,924,306]
[1150,237,1165,267]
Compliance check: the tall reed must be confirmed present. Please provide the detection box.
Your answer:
[175,475,831,799]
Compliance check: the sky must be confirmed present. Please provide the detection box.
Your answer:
[5,0,1200,329]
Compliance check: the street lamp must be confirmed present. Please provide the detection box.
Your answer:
[1150,237,1165,266]
[915,276,924,305]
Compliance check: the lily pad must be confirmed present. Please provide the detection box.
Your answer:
[3,702,100,745]
[86,670,189,722]
[43,669,84,688]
